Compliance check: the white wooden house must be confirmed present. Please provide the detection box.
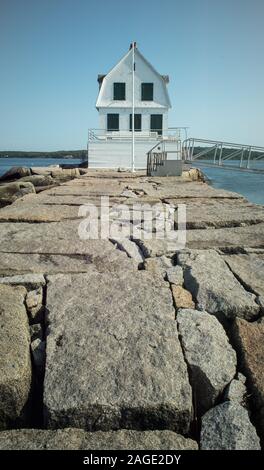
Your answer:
[87,43,183,169]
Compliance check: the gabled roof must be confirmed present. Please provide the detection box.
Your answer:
[96,44,171,108]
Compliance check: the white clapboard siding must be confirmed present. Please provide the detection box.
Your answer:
[88,139,181,169]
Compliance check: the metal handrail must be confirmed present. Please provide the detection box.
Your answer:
[148,140,164,154]
[182,138,264,170]
[183,137,264,152]
[88,127,184,142]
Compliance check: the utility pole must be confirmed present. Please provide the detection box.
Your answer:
[131,41,135,172]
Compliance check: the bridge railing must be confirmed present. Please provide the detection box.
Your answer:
[182,138,264,169]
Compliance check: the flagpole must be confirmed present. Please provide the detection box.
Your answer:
[132,41,135,172]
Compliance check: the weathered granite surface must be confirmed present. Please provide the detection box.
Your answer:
[166,266,184,285]
[0,220,137,256]
[0,251,136,276]
[143,256,173,277]
[223,253,264,298]
[0,273,45,288]
[110,237,145,263]
[0,202,81,222]
[0,181,35,207]
[224,373,247,406]
[200,402,260,450]
[44,271,192,433]
[176,199,264,229]
[0,166,31,181]
[0,428,198,450]
[0,168,263,450]
[171,286,195,309]
[231,318,264,440]
[18,193,126,206]
[177,309,237,413]
[0,285,31,429]
[178,249,259,321]
[19,174,54,187]
[135,223,264,256]
[187,223,264,250]
[143,182,243,200]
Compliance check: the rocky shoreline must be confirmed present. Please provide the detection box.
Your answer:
[0,164,263,450]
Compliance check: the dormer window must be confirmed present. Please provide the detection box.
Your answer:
[113,82,126,100]
[141,83,153,101]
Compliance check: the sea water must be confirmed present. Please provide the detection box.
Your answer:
[191,159,264,205]
[0,157,82,178]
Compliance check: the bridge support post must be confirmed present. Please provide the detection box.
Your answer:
[240,148,245,168]
[246,147,252,169]
[218,144,223,165]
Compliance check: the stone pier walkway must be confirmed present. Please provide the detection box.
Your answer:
[0,167,263,450]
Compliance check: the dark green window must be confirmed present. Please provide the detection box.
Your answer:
[113,83,126,100]
[129,114,142,131]
[141,83,153,101]
[150,114,163,135]
[107,114,119,131]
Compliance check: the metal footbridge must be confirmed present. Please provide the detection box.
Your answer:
[182,138,264,173]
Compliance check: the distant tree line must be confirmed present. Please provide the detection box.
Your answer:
[0,150,87,160]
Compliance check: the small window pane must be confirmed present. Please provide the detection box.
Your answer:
[150,114,163,135]
[107,114,119,131]
[129,114,142,131]
[141,83,153,101]
[114,83,126,100]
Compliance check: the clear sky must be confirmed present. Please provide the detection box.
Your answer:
[0,0,263,151]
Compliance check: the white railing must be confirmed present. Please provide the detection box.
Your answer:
[182,138,264,171]
[88,127,187,142]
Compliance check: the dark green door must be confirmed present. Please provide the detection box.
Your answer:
[150,114,163,135]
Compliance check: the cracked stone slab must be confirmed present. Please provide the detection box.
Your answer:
[134,238,182,258]
[223,253,264,298]
[177,309,237,414]
[0,285,31,429]
[200,402,260,450]
[0,251,136,276]
[122,180,242,200]
[0,220,138,257]
[178,250,259,321]
[171,286,195,309]
[0,428,198,450]
[0,181,35,207]
[110,238,144,263]
[30,167,61,176]
[42,182,125,197]
[44,271,192,433]
[187,223,264,250]
[0,203,82,222]
[166,266,184,285]
[158,182,243,200]
[17,193,127,207]
[0,273,46,288]
[231,318,264,441]
[224,373,247,406]
[175,199,264,229]
[144,256,173,278]
[132,223,264,257]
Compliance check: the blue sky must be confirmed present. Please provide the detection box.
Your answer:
[0,0,263,150]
